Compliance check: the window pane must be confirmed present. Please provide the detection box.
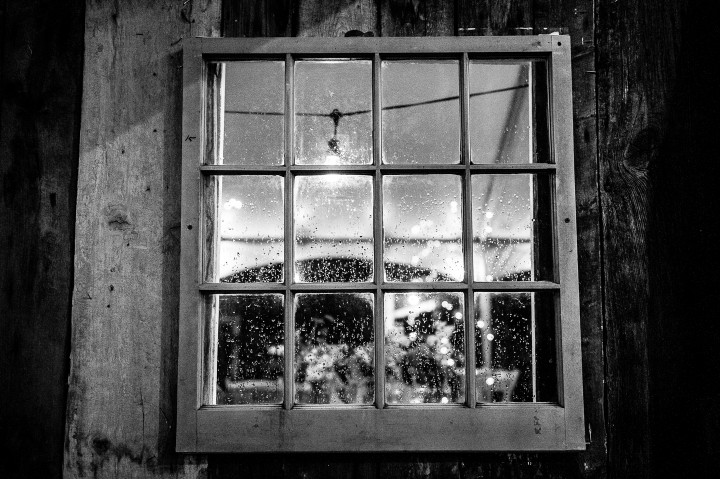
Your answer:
[472,174,553,282]
[385,292,465,404]
[474,292,556,403]
[215,294,285,405]
[295,175,373,282]
[470,62,532,164]
[215,175,284,283]
[384,175,463,282]
[295,60,372,165]
[295,293,375,405]
[222,61,285,165]
[382,61,460,164]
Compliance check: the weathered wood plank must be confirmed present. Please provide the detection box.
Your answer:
[595,0,673,476]
[597,1,720,478]
[534,2,606,478]
[222,0,293,37]
[0,1,84,477]
[380,0,454,36]
[64,0,220,477]
[296,0,378,37]
[456,0,534,35]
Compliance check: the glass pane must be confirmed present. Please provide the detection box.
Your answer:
[385,292,465,404]
[382,61,460,164]
[384,175,463,282]
[215,294,284,405]
[223,61,285,165]
[470,62,532,164]
[474,292,556,403]
[472,174,552,282]
[216,175,284,283]
[295,175,373,282]
[295,60,372,165]
[295,293,375,404]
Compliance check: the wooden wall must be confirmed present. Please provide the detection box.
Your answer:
[2,0,717,477]
[0,0,84,477]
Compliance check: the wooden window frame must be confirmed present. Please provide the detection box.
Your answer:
[178,36,584,453]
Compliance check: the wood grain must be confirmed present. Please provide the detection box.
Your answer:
[534,2,606,477]
[63,0,220,477]
[380,0,454,36]
[0,1,84,477]
[222,0,293,37]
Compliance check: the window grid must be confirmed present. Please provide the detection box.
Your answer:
[200,52,559,410]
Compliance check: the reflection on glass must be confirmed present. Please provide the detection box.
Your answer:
[384,175,463,282]
[223,61,285,165]
[385,292,465,404]
[470,62,532,164]
[295,294,375,404]
[218,176,284,283]
[216,294,284,404]
[295,61,372,165]
[295,175,373,282]
[472,174,535,282]
[382,61,460,164]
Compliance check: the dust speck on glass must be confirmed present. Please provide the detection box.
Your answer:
[205,56,556,406]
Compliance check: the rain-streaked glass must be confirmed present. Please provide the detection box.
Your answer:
[474,292,556,403]
[384,175,463,282]
[472,174,538,282]
[295,293,374,404]
[216,176,284,283]
[294,175,373,282]
[470,62,532,164]
[382,61,460,164]
[385,292,465,404]
[222,61,285,165]
[215,294,285,405]
[295,60,372,165]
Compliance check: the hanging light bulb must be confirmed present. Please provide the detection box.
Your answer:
[326,108,343,162]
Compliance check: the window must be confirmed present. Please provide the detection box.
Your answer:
[178,36,584,452]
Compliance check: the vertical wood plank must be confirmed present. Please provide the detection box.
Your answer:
[456,0,534,35]
[296,0,378,37]
[595,1,715,478]
[222,0,293,37]
[380,0,455,36]
[534,1,606,477]
[64,0,220,477]
[0,0,84,477]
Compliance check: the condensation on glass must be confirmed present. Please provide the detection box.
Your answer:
[469,62,532,164]
[202,54,559,411]
[474,292,556,403]
[385,292,465,404]
[383,175,464,282]
[295,60,372,165]
[472,174,554,282]
[214,294,285,405]
[220,61,285,165]
[382,61,460,164]
[295,293,375,404]
[209,175,284,283]
[294,175,373,282]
